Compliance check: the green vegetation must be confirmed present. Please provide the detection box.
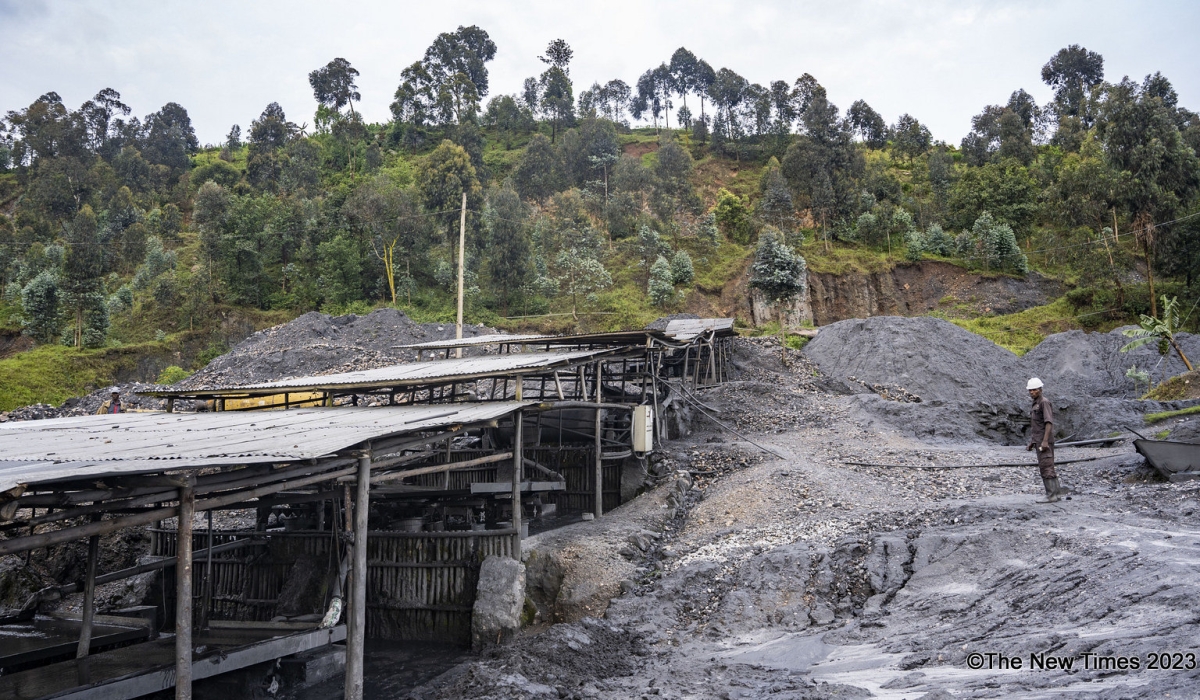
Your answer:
[1,33,1199,409]
[948,297,1085,355]
[1143,370,1200,401]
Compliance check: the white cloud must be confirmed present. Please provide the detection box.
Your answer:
[1,0,1196,145]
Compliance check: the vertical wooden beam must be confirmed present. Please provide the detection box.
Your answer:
[515,376,523,401]
[201,510,213,629]
[512,410,523,559]
[345,454,371,700]
[594,361,604,519]
[456,190,467,359]
[75,532,99,658]
[166,397,175,414]
[175,482,195,700]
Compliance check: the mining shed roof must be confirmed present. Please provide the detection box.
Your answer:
[392,319,735,352]
[0,402,526,493]
[143,348,618,400]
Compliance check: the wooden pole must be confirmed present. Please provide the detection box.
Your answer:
[345,454,371,700]
[456,191,467,359]
[594,361,604,519]
[201,510,213,629]
[512,411,523,559]
[75,533,99,658]
[175,483,195,700]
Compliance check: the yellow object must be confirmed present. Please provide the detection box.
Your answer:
[218,391,327,412]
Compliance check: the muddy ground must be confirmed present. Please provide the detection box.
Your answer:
[412,335,1200,700]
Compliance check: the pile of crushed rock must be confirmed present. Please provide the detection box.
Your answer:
[183,308,498,387]
[803,316,1200,443]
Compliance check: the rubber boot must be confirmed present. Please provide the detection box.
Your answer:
[1038,478,1060,503]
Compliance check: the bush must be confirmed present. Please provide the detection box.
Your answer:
[648,256,676,308]
[713,188,756,244]
[670,250,694,286]
[157,365,191,384]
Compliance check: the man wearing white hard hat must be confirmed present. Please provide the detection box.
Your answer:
[96,387,122,415]
[1025,378,1060,502]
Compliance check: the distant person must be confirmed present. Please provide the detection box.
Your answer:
[1026,378,1060,502]
[97,387,122,415]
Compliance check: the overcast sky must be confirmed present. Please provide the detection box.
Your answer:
[2,0,1197,146]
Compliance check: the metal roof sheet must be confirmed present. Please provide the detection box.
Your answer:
[0,403,525,492]
[663,318,736,340]
[395,333,551,350]
[147,349,612,398]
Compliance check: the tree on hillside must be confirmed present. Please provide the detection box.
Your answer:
[484,183,531,315]
[21,269,60,344]
[556,249,611,320]
[847,100,888,148]
[246,103,296,189]
[62,205,107,347]
[757,160,796,232]
[958,211,1028,274]
[513,133,562,202]
[1042,44,1105,124]
[781,89,862,248]
[708,68,748,146]
[891,114,931,161]
[1098,73,1200,315]
[750,228,807,356]
[418,140,483,242]
[537,39,576,142]
[309,57,361,116]
[648,255,675,308]
[392,26,497,135]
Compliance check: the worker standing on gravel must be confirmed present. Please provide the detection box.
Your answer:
[96,387,122,415]
[1026,378,1060,503]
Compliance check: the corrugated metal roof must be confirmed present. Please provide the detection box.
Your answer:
[0,403,525,492]
[664,318,736,340]
[147,349,612,398]
[395,333,550,350]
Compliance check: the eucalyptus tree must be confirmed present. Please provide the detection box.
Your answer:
[309,57,361,118]
[847,100,888,148]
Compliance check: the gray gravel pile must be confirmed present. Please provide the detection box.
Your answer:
[804,316,1200,443]
[183,308,498,387]
[1024,326,1200,398]
[804,316,1024,405]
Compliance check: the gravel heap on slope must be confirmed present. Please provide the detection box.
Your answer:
[803,316,1200,443]
[1024,326,1200,398]
[804,316,1025,405]
[183,308,497,387]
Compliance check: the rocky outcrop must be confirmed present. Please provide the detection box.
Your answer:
[471,555,526,649]
[742,260,1064,329]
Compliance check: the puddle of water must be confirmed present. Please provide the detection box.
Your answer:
[291,639,468,699]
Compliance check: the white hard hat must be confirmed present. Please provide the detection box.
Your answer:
[1027,378,1043,390]
[109,386,120,394]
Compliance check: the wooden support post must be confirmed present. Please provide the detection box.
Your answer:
[344,454,371,700]
[594,361,604,519]
[512,411,523,559]
[166,397,175,414]
[201,510,213,629]
[175,482,195,700]
[75,532,99,658]
[515,377,523,401]
[455,190,466,359]
[553,371,565,400]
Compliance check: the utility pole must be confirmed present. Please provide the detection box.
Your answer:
[456,191,466,359]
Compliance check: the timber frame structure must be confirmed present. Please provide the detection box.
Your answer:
[0,319,736,699]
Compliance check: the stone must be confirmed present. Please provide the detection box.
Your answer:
[471,555,526,650]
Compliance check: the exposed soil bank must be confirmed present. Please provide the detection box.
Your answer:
[741,260,1064,329]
